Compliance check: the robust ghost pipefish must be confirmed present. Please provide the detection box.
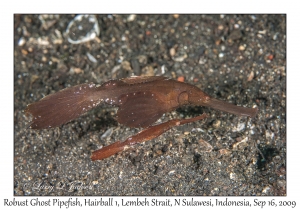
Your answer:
[25,76,258,160]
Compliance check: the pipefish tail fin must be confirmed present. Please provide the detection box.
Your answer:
[25,83,103,129]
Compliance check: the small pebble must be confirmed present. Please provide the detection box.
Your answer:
[127,14,136,22]
[239,45,246,51]
[267,54,274,60]
[177,76,185,82]
[247,71,254,81]
[86,52,97,63]
[173,14,179,19]
[18,37,26,46]
[170,47,176,57]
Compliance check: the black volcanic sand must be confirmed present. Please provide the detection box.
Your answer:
[14,14,286,196]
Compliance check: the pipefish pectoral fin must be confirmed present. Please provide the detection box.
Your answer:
[116,91,168,128]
